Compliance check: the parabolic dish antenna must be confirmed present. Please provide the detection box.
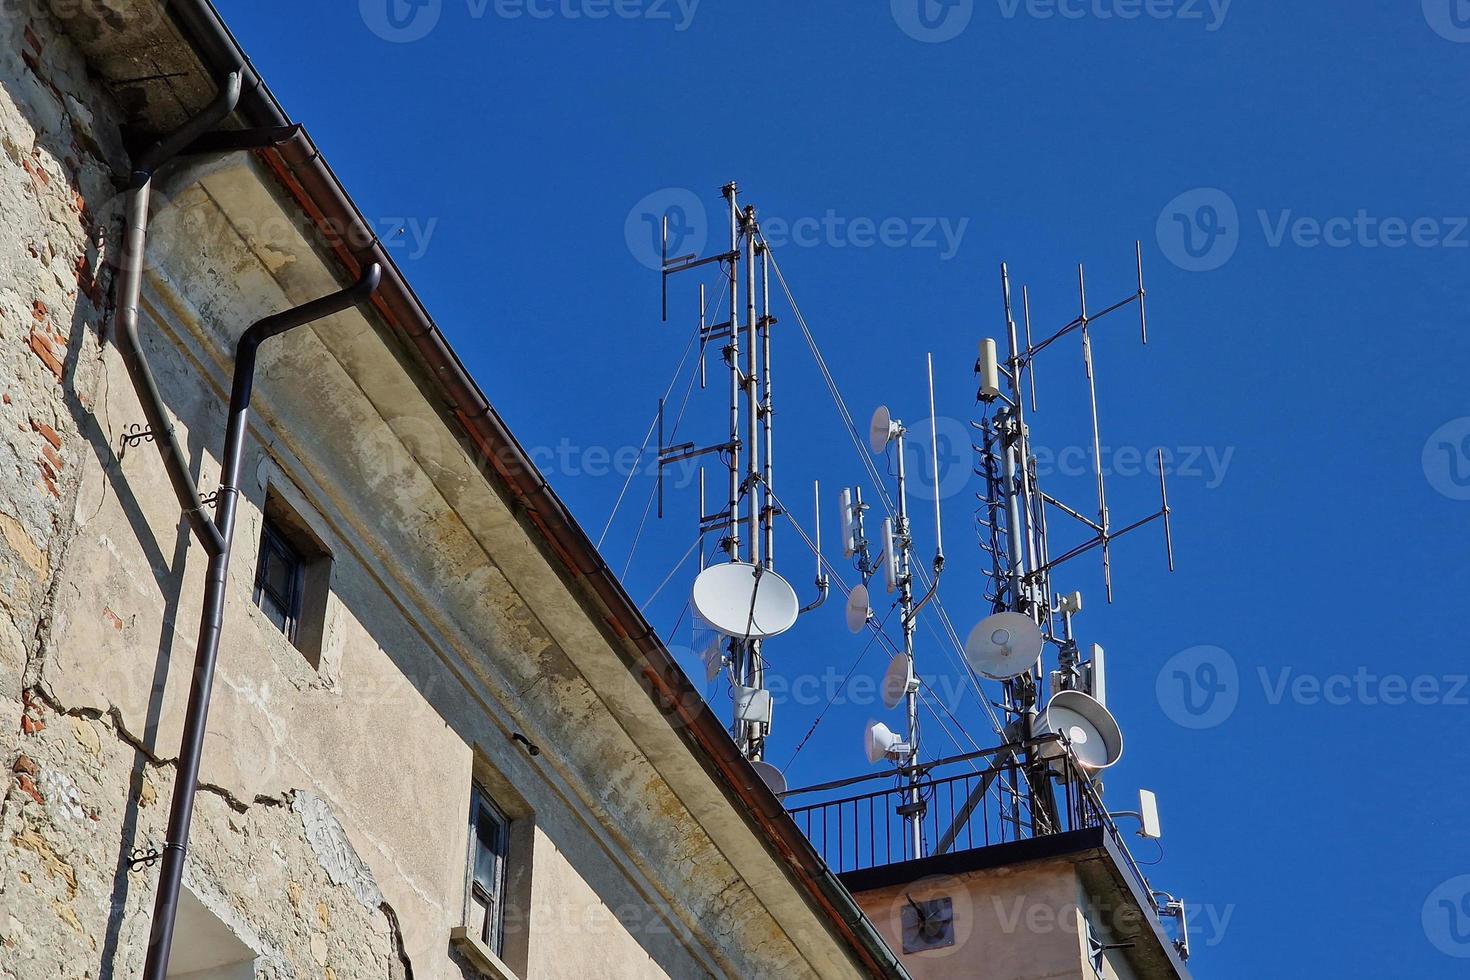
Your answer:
[881,652,915,710]
[845,583,872,634]
[864,720,904,765]
[751,760,787,796]
[691,562,800,639]
[964,611,1045,680]
[1039,689,1123,770]
[869,405,897,454]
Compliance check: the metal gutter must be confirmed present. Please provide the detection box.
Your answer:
[138,263,381,980]
[153,3,911,976]
[114,70,241,560]
[110,51,385,976]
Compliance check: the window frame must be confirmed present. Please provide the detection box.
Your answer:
[467,785,511,957]
[253,516,305,645]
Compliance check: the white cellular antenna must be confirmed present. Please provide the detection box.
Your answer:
[838,487,856,558]
[655,183,825,763]
[881,518,898,594]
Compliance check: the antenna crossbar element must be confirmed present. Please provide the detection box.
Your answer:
[660,223,738,322]
[1022,242,1149,363]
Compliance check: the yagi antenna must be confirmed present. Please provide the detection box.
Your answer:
[975,243,1173,606]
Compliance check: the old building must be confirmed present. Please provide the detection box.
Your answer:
[0,2,906,978]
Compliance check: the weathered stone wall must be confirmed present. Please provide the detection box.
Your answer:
[0,1,115,764]
[3,702,413,978]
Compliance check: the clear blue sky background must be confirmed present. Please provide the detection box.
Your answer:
[218,2,1470,975]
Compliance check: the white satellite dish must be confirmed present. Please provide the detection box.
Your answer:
[1038,689,1123,770]
[863,720,908,765]
[881,652,916,710]
[699,637,724,684]
[964,611,1045,680]
[691,562,800,639]
[869,405,898,454]
[751,760,787,796]
[845,583,872,634]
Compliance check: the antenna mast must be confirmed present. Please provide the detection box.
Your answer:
[848,358,946,859]
[970,243,1173,827]
[658,183,814,764]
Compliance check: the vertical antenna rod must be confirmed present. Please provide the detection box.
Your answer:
[719,184,747,752]
[890,419,924,858]
[723,183,741,564]
[742,205,764,759]
[744,205,760,569]
[1078,264,1114,602]
[927,353,945,568]
[760,241,776,567]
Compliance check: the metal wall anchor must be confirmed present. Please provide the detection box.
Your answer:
[121,424,155,449]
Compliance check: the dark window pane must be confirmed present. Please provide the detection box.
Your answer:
[260,594,289,633]
[469,790,508,956]
[473,807,502,892]
[264,547,292,598]
[255,520,303,644]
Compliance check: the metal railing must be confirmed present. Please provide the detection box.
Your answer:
[783,738,1152,901]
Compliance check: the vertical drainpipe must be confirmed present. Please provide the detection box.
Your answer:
[140,263,380,980]
[109,72,384,980]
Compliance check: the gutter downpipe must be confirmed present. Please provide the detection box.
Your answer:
[114,71,241,560]
[136,244,382,979]
[157,6,907,976]
[113,63,385,980]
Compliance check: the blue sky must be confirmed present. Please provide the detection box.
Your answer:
[218,2,1470,975]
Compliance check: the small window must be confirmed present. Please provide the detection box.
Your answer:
[252,489,332,668]
[254,519,304,642]
[468,787,510,956]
